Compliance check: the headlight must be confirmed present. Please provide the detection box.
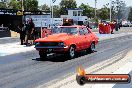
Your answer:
[58,42,65,46]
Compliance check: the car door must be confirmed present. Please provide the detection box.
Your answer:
[77,28,87,50]
[83,27,93,48]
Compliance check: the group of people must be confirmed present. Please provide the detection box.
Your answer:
[18,18,37,46]
[98,20,120,34]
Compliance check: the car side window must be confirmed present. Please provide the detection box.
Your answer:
[79,28,85,35]
[70,28,78,34]
[84,28,89,34]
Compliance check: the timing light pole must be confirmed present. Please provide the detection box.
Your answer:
[95,0,97,18]
[50,0,56,25]
[21,0,24,24]
[110,0,112,22]
[52,1,54,24]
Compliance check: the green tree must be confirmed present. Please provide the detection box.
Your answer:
[8,0,21,10]
[79,3,94,18]
[60,0,77,15]
[98,6,109,20]
[111,0,126,20]
[104,0,126,21]
[38,4,60,17]
[0,2,7,9]
[41,4,50,11]
[104,3,116,21]
[128,7,132,22]
[111,5,117,20]
[24,0,38,11]
[53,5,60,18]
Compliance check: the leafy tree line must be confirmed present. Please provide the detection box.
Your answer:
[128,7,132,22]
[0,0,38,11]
[40,0,128,21]
[0,0,130,21]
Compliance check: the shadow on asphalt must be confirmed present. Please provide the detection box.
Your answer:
[33,50,97,62]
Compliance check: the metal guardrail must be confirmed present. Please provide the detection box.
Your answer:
[0,27,9,31]
[0,27,11,38]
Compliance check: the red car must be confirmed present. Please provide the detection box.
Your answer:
[35,25,99,60]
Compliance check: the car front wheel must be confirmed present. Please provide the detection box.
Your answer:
[66,46,76,58]
[39,51,47,60]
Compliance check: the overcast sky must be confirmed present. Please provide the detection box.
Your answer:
[38,0,132,8]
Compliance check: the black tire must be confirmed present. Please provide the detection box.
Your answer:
[66,46,76,58]
[39,51,47,60]
[86,42,95,53]
[76,75,86,85]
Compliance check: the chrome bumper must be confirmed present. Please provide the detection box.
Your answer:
[35,46,68,49]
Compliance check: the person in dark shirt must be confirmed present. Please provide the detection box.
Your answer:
[25,18,35,46]
[114,20,119,31]
[18,23,26,45]
[33,28,39,40]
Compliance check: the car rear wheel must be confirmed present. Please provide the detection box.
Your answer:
[87,42,95,53]
[39,51,47,60]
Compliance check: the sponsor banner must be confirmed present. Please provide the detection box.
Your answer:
[76,67,131,85]
[25,15,63,27]
[26,17,50,27]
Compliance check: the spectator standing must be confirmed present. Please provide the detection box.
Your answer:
[115,20,119,31]
[109,21,115,34]
[25,18,35,46]
[18,23,26,45]
[34,28,39,40]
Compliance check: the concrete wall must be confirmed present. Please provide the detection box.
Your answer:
[0,30,11,38]
[0,29,20,38]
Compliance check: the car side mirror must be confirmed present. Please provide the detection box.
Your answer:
[87,27,92,29]
[84,33,87,35]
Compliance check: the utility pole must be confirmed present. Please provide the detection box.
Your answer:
[51,0,56,25]
[116,0,119,23]
[22,0,24,12]
[110,0,112,22]
[95,0,97,18]
[21,0,24,24]
[52,2,54,24]
[50,0,54,25]
[41,6,42,31]
[50,0,52,25]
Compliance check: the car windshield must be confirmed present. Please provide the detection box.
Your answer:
[59,27,78,35]
[51,27,60,34]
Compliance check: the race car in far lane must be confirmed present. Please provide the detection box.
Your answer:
[35,25,99,60]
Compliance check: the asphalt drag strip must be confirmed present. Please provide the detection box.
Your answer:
[0,34,132,88]
[40,35,132,88]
